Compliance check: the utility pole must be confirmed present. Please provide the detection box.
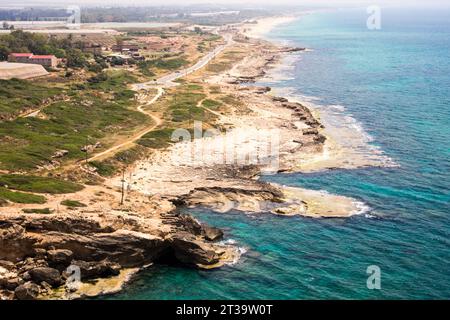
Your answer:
[85,135,89,164]
[128,172,132,192]
[120,169,125,205]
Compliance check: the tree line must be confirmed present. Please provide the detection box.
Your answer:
[0,30,87,68]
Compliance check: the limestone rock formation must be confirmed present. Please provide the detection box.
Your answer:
[0,209,236,300]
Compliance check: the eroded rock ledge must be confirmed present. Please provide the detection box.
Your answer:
[0,210,235,300]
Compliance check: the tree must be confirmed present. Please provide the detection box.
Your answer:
[87,71,108,84]
[87,62,103,73]
[66,48,87,68]
[2,21,9,30]
[110,56,125,66]
[0,45,10,61]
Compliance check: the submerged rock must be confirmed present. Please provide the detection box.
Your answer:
[171,235,221,267]
[202,226,223,242]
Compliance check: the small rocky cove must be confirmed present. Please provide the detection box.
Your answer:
[0,208,233,300]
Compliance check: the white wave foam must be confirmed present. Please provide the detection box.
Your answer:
[262,54,301,82]
[351,201,371,216]
[219,239,247,265]
[328,104,346,112]
[220,239,237,245]
[259,45,398,169]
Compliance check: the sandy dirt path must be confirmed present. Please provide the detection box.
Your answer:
[88,33,233,162]
[87,87,164,162]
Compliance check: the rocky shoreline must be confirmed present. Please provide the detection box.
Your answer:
[0,206,235,300]
[0,18,391,300]
[117,34,369,219]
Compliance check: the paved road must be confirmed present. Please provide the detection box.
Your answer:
[87,33,233,161]
[134,33,232,90]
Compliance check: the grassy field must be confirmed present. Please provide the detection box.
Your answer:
[0,187,47,204]
[135,83,220,151]
[202,99,222,109]
[139,56,189,75]
[0,30,235,190]
[169,92,206,122]
[87,144,148,177]
[0,79,61,120]
[88,161,116,177]
[0,174,83,194]
[138,128,177,149]
[206,50,245,73]
[0,71,148,172]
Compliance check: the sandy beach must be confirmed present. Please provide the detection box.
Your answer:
[242,16,300,39]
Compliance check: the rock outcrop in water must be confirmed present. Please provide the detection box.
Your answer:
[0,209,235,300]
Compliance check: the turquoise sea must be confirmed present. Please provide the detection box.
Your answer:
[112,6,450,299]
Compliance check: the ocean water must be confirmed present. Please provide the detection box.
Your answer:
[112,7,450,299]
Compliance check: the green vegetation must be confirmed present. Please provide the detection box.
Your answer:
[136,83,222,150]
[86,70,137,91]
[88,145,147,177]
[114,146,146,164]
[186,84,203,91]
[202,99,222,109]
[89,161,116,177]
[0,30,88,66]
[0,71,147,171]
[168,91,206,122]
[0,79,61,119]
[61,199,87,208]
[138,128,176,149]
[206,61,231,73]
[137,61,156,77]
[143,57,189,71]
[0,187,46,204]
[220,94,242,106]
[205,35,222,42]
[65,48,87,68]
[206,51,243,73]
[138,127,196,149]
[0,174,83,194]
[22,208,52,214]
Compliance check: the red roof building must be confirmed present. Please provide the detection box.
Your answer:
[10,53,33,58]
[8,53,58,68]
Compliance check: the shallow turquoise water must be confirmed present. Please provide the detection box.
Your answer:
[112,7,450,299]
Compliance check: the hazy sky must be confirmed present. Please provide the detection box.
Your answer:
[1,0,449,8]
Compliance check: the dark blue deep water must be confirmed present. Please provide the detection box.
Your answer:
[112,7,450,299]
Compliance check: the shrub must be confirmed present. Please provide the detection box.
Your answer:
[0,187,46,204]
[22,208,52,214]
[89,161,116,177]
[0,175,84,194]
[61,199,87,208]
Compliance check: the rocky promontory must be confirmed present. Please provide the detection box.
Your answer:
[0,206,237,300]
